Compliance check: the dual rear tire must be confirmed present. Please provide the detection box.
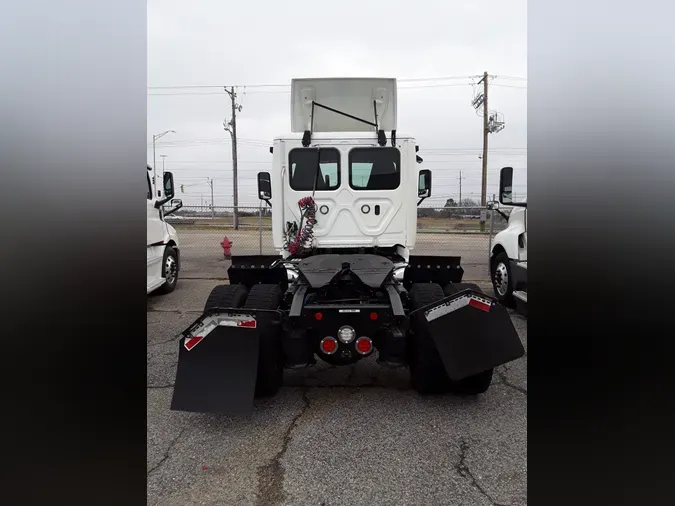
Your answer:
[204,281,493,398]
[407,283,493,396]
[204,283,284,398]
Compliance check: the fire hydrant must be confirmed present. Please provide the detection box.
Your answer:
[220,236,233,260]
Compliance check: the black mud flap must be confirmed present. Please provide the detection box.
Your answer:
[410,290,525,381]
[170,308,283,415]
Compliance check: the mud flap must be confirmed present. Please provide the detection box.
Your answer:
[170,308,283,414]
[410,290,525,381]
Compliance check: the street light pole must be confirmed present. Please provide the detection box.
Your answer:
[152,129,175,196]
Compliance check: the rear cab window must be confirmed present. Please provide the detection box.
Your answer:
[289,148,341,191]
[349,147,401,190]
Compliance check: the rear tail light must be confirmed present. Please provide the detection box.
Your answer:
[355,336,373,355]
[320,336,338,355]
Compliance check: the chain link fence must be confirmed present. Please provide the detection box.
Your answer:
[165,205,508,283]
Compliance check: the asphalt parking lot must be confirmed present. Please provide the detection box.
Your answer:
[147,276,527,506]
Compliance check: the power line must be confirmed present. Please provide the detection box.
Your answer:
[148,83,480,96]
[147,75,526,90]
[148,75,527,96]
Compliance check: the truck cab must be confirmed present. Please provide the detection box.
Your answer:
[489,167,527,314]
[257,78,431,264]
[147,165,183,294]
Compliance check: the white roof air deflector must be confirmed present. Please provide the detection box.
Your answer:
[291,78,397,134]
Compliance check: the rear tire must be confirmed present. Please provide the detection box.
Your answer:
[449,369,493,395]
[244,284,284,398]
[409,283,495,396]
[203,284,248,312]
[408,283,452,395]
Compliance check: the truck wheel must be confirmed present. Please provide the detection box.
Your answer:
[408,283,452,395]
[244,284,284,398]
[155,246,178,294]
[491,251,514,305]
[449,369,493,395]
[443,282,484,296]
[203,284,248,312]
[440,283,494,394]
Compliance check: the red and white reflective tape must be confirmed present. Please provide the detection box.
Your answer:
[183,313,257,351]
[424,294,493,322]
[184,335,205,351]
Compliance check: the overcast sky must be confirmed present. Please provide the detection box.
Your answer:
[148,0,527,208]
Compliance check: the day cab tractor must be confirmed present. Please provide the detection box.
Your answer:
[147,165,183,295]
[489,167,527,315]
[170,78,525,414]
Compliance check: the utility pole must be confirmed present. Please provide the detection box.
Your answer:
[207,178,215,219]
[458,170,465,206]
[224,87,242,230]
[476,72,489,231]
[479,71,489,208]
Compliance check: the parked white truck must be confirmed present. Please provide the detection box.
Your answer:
[489,167,527,315]
[147,164,183,295]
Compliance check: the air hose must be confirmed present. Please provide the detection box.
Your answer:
[287,196,317,255]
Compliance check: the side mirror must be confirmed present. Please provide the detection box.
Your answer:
[499,167,514,205]
[418,169,432,198]
[257,172,272,202]
[163,172,175,200]
[163,198,183,217]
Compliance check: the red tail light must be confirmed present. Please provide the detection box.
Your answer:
[320,336,338,355]
[355,337,373,355]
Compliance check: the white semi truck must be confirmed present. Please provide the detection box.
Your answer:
[146,164,183,295]
[168,78,525,414]
[489,167,527,315]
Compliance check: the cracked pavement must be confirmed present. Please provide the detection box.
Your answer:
[148,279,527,505]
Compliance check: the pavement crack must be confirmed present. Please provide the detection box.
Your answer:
[495,369,527,396]
[148,336,178,347]
[147,427,186,477]
[255,389,311,506]
[456,440,510,506]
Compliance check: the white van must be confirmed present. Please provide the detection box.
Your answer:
[147,165,182,294]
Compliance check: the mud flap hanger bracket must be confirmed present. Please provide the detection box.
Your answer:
[180,307,285,341]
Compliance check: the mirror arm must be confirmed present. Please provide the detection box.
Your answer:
[163,201,183,216]
[495,209,509,221]
[155,195,174,208]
